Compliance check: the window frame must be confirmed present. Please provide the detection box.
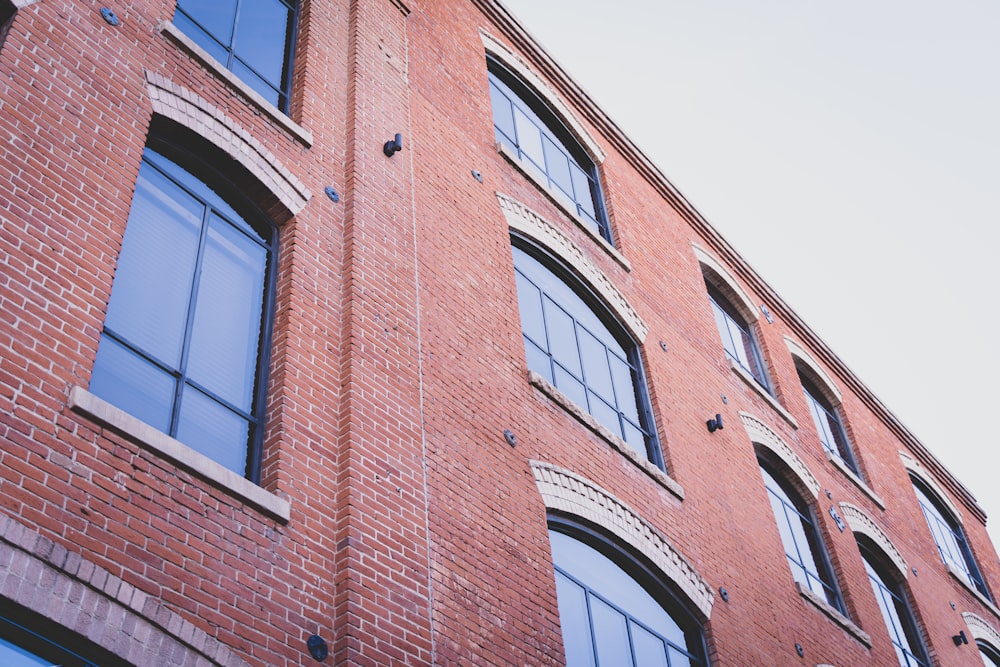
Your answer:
[512,237,662,468]
[488,58,612,244]
[548,516,709,667]
[911,476,990,599]
[759,458,844,613]
[705,280,770,391]
[173,0,299,113]
[0,598,131,667]
[797,368,858,473]
[91,133,279,483]
[857,538,931,667]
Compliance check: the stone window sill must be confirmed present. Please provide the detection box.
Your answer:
[729,359,798,429]
[69,386,290,523]
[946,563,1000,616]
[497,143,631,272]
[798,583,872,648]
[827,452,885,509]
[528,370,684,500]
[159,20,313,148]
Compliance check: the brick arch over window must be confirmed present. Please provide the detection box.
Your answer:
[480,30,605,164]
[499,192,647,342]
[785,337,841,404]
[900,451,962,522]
[0,516,251,667]
[741,411,820,498]
[144,71,311,217]
[964,612,1000,649]
[530,460,714,619]
[839,502,908,578]
[692,244,758,322]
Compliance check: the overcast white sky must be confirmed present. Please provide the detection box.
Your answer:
[500,0,1000,548]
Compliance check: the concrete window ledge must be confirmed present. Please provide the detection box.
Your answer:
[798,583,872,648]
[69,386,290,524]
[827,452,886,509]
[730,359,799,429]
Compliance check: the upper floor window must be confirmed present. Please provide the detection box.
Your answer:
[797,367,857,472]
[706,281,769,390]
[488,60,610,243]
[911,476,990,598]
[1,599,128,667]
[760,460,843,611]
[858,538,930,667]
[513,243,660,465]
[90,144,277,481]
[980,641,1000,666]
[549,524,707,667]
[174,0,297,112]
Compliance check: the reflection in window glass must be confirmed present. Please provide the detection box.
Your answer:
[760,463,842,611]
[799,372,857,472]
[488,64,610,242]
[706,282,769,390]
[980,641,1000,667]
[91,148,274,479]
[912,478,990,598]
[512,246,659,464]
[859,542,929,667]
[175,0,297,111]
[550,529,705,667]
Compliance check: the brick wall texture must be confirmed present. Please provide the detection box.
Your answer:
[1,1,998,665]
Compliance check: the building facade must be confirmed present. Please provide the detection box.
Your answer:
[1,1,999,665]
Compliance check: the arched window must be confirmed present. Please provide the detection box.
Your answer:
[911,476,990,598]
[174,0,298,112]
[705,279,769,391]
[759,459,843,611]
[489,59,610,243]
[1,598,129,667]
[979,640,1000,666]
[549,522,707,667]
[512,243,660,465]
[796,363,857,473]
[858,538,930,667]
[90,142,277,481]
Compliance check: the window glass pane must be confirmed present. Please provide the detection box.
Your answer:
[104,161,202,367]
[90,336,175,433]
[232,0,291,87]
[176,387,249,474]
[553,366,587,409]
[231,58,280,107]
[579,329,613,401]
[545,301,581,376]
[515,271,546,347]
[590,597,631,667]
[571,164,596,217]
[589,395,622,439]
[631,623,669,667]
[186,214,266,410]
[173,11,231,65]
[0,636,58,666]
[514,107,545,169]
[177,0,238,47]
[610,356,640,421]
[525,340,552,383]
[554,572,596,667]
[489,82,516,145]
[543,136,574,197]
[622,421,645,451]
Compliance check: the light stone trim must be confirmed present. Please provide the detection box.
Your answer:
[785,336,842,403]
[500,192,647,342]
[729,359,798,429]
[11,0,42,8]
[144,70,311,217]
[839,502,908,578]
[480,30,605,163]
[963,612,1000,649]
[0,515,252,667]
[797,583,872,647]
[740,411,820,498]
[530,460,713,618]
[158,21,313,147]
[69,386,291,523]
[900,451,962,523]
[692,243,758,320]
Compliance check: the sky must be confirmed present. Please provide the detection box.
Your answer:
[500,0,1000,547]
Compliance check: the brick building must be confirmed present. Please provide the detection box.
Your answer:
[1,0,998,665]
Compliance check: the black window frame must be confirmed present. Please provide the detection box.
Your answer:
[0,597,131,667]
[174,0,299,113]
[512,237,663,468]
[0,0,16,48]
[548,515,709,667]
[979,640,1000,666]
[797,367,859,474]
[857,538,931,667]
[911,476,990,599]
[706,280,770,392]
[488,57,612,244]
[91,127,279,483]
[759,457,845,613]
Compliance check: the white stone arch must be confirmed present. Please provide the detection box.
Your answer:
[741,412,820,498]
[964,612,1000,652]
[785,336,842,404]
[501,193,647,342]
[530,460,714,619]
[900,451,962,523]
[839,502,908,579]
[692,244,758,322]
[480,30,605,164]
[144,71,311,217]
